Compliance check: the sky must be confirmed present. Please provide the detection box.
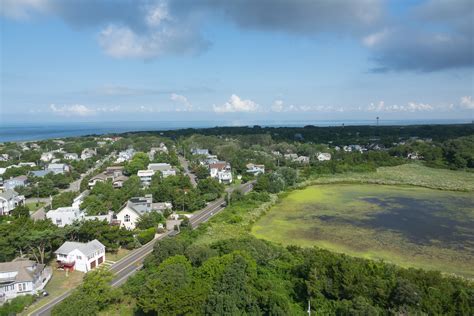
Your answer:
[0,0,473,124]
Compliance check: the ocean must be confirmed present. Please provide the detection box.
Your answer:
[0,119,470,142]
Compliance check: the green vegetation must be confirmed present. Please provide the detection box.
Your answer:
[25,202,46,212]
[51,270,121,316]
[24,270,84,315]
[252,184,474,277]
[306,163,474,191]
[0,295,35,316]
[51,191,77,209]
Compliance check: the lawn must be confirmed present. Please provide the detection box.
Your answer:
[26,202,46,213]
[105,248,132,262]
[23,269,84,315]
[251,184,474,278]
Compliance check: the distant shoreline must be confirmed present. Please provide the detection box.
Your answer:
[1,119,471,142]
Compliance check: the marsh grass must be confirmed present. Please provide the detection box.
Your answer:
[251,184,474,278]
[302,163,474,191]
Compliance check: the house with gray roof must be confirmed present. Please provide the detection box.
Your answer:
[47,163,70,175]
[115,194,171,230]
[0,258,51,303]
[0,190,25,216]
[54,239,106,273]
[3,175,28,191]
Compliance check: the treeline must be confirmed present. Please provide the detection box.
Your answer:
[52,234,473,315]
[144,123,474,145]
[0,217,137,263]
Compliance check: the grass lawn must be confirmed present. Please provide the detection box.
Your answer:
[106,248,132,262]
[23,269,84,315]
[251,184,474,278]
[303,163,474,191]
[26,202,46,213]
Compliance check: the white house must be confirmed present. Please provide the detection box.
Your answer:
[40,152,54,162]
[191,148,210,156]
[116,195,170,230]
[317,153,332,161]
[3,175,28,191]
[0,258,51,303]
[81,148,96,160]
[161,169,176,178]
[47,163,70,175]
[47,207,84,227]
[116,149,135,163]
[0,190,25,216]
[0,154,9,162]
[148,163,172,172]
[64,153,79,160]
[54,240,106,273]
[294,156,310,164]
[246,163,265,175]
[209,162,233,184]
[137,169,155,186]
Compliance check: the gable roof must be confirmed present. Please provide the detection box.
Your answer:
[0,259,45,283]
[55,239,105,257]
[0,190,19,200]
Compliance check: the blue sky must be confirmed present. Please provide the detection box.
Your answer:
[1,0,473,123]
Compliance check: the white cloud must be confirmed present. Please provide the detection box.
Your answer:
[145,2,170,27]
[460,96,474,109]
[271,100,284,112]
[170,93,192,110]
[363,29,389,47]
[213,94,259,113]
[367,101,433,112]
[98,23,207,60]
[0,0,48,19]
[49,104,96,117]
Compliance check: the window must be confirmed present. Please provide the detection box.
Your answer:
[56,219,62,225]
[18,283,23,292]
[76,255,82,260]
[124,214,130,222]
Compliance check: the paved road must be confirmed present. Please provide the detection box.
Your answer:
[29,181,254,316]
[30,153,115,220]
[178,155,197,187]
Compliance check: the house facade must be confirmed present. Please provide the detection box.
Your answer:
[209,162,233,184]
[317,153,332,161]
[47,207,85,227]
[0,259,52,303]
[115,195,170,230]
[246,163,265,175]
[3,176,28,191]
[54,240,106,273]
[47,163,70,175]
[64,153,79,160]
[137,170,155,186]
[0,190,25,216]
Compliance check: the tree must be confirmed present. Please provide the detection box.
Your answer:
[10,204,30,218]
[197,178,224,201]
[51,191,77,209]
[52,269,121,316]
[136,210,165,230]
[193,164,210,180]
[26,220,61,264]
[124,152,149,175]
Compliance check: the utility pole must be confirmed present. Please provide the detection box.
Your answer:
[307,299,311,316]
